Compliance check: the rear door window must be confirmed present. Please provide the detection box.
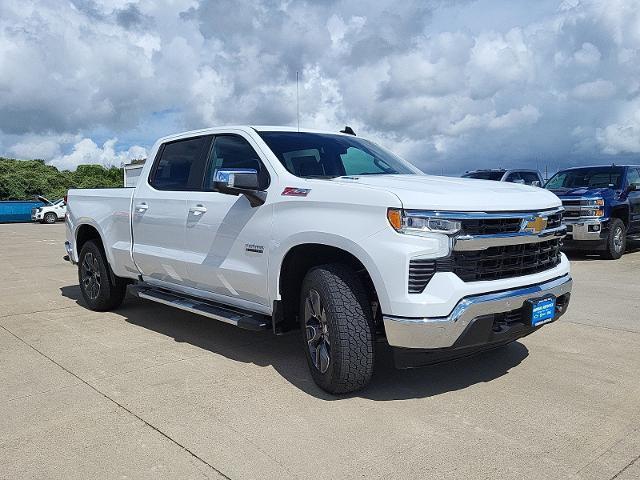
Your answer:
[150,136,212,191]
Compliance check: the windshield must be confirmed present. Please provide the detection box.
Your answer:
[462,171,504,181]
[545,167,624,190]
[258,132,421,178]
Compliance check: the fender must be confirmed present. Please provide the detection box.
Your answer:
[269,231,392,313]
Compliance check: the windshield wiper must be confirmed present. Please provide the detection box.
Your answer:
[303,175,340,179]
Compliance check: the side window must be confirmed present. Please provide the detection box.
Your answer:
[150,136,211,191]
[627,168,640,186]
[206,135,270,190]
[520,172,541,185]
[505,172,522,183]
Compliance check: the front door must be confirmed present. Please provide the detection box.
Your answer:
[132,135,212,286]
[183,134,273,307]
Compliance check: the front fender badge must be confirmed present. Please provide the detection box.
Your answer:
[282,187,311,197]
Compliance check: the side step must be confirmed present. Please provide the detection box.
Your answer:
[132,286,270,331]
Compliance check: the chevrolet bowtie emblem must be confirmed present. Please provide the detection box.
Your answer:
[522,216,548,233]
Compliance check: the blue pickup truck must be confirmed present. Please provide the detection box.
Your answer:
[545,165,640,259]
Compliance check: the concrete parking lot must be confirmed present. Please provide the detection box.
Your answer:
[1,222,639,479]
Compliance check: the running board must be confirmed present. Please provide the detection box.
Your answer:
[132,286,270,331]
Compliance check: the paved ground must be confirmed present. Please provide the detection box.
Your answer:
[0,223,639,480]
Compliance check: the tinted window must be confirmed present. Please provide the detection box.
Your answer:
[520,172,542,185]
[205,135,270,190]
[258,132,419,178]
[545,167,625,190]
[150,136,211,190]
[462,171,505,181]
[627,168,640,186]
[505,172,522,183]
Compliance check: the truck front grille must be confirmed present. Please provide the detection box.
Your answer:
[460,211,563,235]
[408,238,562,292]
[450,238,562,282]
[461,218,521,235]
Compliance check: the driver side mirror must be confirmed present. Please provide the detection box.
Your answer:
[627,183,639,193]
[213,169,266,207]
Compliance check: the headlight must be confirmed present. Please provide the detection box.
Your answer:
[584,198,605,206]
[387,208,462,236]
[581,208,604,217]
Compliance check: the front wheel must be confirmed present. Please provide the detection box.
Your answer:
[602,218,626,260]
[43,212,57,224]
[299,264,375,394]
[78,240,127,311]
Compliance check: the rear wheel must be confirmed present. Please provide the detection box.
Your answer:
[602,218,626,260]
[78,240,127,311]
[299,264,374,394]
[43,212,57,224]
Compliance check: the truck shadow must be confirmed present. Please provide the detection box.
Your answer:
[60,285,529,402]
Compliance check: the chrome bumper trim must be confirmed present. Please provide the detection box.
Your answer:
[453,225,566,251]
[383,274,572,349]
[563,218,607,241]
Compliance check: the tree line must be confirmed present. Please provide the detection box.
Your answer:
[0,158,123,201]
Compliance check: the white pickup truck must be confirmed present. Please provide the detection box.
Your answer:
[65,126,572,393]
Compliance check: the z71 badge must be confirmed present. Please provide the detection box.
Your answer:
[282,187,310,197]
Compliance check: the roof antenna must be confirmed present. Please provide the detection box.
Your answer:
[340,126,356,136]
[296,71,300,132]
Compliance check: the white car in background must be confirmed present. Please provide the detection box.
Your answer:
[32,196,67,224]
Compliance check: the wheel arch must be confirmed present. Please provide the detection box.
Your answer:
[273,235,389,332]
[610,205,630,227]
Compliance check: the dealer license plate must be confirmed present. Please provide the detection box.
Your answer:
[530,297,556,326]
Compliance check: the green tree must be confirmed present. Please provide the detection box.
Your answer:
[0,158,123,201]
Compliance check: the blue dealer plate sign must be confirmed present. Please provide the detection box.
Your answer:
[530,297,556,326]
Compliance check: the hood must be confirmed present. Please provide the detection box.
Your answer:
[36,195,53,205]
[330,174,561,211]
[547,187,616,199]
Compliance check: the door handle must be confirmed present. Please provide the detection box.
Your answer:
[189,205,207,216]
[135,202,148,213]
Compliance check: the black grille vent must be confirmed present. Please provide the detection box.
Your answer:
[451,238,562,282]
[546,212,563,229]
[408,258,453,293]
[461,218,521,235]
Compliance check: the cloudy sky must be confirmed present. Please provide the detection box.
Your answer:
[1,0,640,174]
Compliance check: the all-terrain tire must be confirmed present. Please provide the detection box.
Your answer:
[299,264,375,394]
[78,240,127,311]
[602,218,626,260]
[43,212,57,224]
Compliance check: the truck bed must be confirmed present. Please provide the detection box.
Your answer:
[67,188,138,278]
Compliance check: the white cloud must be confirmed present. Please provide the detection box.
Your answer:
[2,0,640,174]
[49,138,147,171]
[574,42,602,66]
[572,79,616,99]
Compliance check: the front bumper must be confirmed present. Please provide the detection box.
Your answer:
[383,274,572,352]
[563,217,608,241]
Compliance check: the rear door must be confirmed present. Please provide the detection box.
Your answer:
[627,167,640,233]
[183,133,273,307]
[132,135,212,286]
